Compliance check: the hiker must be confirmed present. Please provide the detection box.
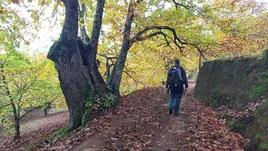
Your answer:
[166,59,188,116]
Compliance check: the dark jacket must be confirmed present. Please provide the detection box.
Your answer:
[166,65,188,91]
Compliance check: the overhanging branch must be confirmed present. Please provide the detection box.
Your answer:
[171,0,191,10]
[131,25,206,58]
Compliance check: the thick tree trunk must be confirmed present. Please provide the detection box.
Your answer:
[49,41,95,131]
[108,3,135,95]
[47,0,109,131]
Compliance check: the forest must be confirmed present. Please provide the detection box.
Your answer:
[0,0,267,150]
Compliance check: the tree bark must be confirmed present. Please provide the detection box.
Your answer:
[108,2,135,95]
[1,62,21,139]
[14,118,20,139]
[47,0,110,131]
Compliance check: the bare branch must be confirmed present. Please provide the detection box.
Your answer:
[0,103,11,110]
[132,25,207,59]
[97,53,118,81]
[10,77,19,89]
[192,44,207,59]
[123,71,138,87]
[132,31,165,42]
[171,0,190,10]
[19,99,56,120]
[97,53,118,59]
[19,106,41,120]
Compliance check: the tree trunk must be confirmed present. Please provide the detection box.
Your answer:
[108,2,135,95]
[199,53,202,70]
[44,106,50,116]
[47,0,110,131]
[14,118,20,139]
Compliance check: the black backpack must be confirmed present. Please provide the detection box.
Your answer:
[169,67,184,88]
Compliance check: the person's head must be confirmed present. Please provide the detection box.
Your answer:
[174,59,180,66]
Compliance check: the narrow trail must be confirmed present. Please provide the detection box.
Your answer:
[73,83,193,151]
[69,81,245,151]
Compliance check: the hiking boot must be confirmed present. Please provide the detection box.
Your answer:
[174,113,180,116]
[169,108,173,115]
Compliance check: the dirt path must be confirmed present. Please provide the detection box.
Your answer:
[68,82,245,151]
[72,84,193,151]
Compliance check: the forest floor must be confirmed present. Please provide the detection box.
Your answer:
[1,81,247,151]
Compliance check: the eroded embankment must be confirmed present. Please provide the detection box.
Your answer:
[195,50,268,150]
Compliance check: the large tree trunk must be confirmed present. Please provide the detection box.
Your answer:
[47,0,109,131]
[108,2,135,95]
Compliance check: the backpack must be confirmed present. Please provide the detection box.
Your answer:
[169,66,184,88]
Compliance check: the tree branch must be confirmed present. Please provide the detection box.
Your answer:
[132,31,165,42]
[19,99,56,120]
[97,53,118,59]
[79,3,90,44]
[131,25,206,58]
[123,71,138,87]
[171,0,191,10]
[97,53,118,82]
[19,106,41,120]
[60,0,79,42]
[0,103,11,110]
[91,0,105,54]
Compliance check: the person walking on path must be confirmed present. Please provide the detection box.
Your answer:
[166,59,188,116]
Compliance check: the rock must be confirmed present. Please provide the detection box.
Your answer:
[84,128,91,132]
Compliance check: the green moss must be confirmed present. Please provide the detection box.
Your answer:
[194,90,202,100]
[249,71,268,100]
[259,142,268,149]
[228,118,253,133]
[259,72,268,82]
[253,100,268,117]
[249,84,266,100]
[255,132,264,139]
[263,49,268,59]
[211,99,218,108]
[210,89,221,108]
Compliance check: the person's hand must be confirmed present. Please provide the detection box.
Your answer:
[184,88,188,93]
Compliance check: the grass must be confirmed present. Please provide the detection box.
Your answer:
[259,142,268,149]
[249,71,268,100]
[249,84,266,100]
[47,127,69,141]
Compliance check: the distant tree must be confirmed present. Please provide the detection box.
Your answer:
[0,51,62,139]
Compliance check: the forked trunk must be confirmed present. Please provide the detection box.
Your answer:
[47,0,110,131]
